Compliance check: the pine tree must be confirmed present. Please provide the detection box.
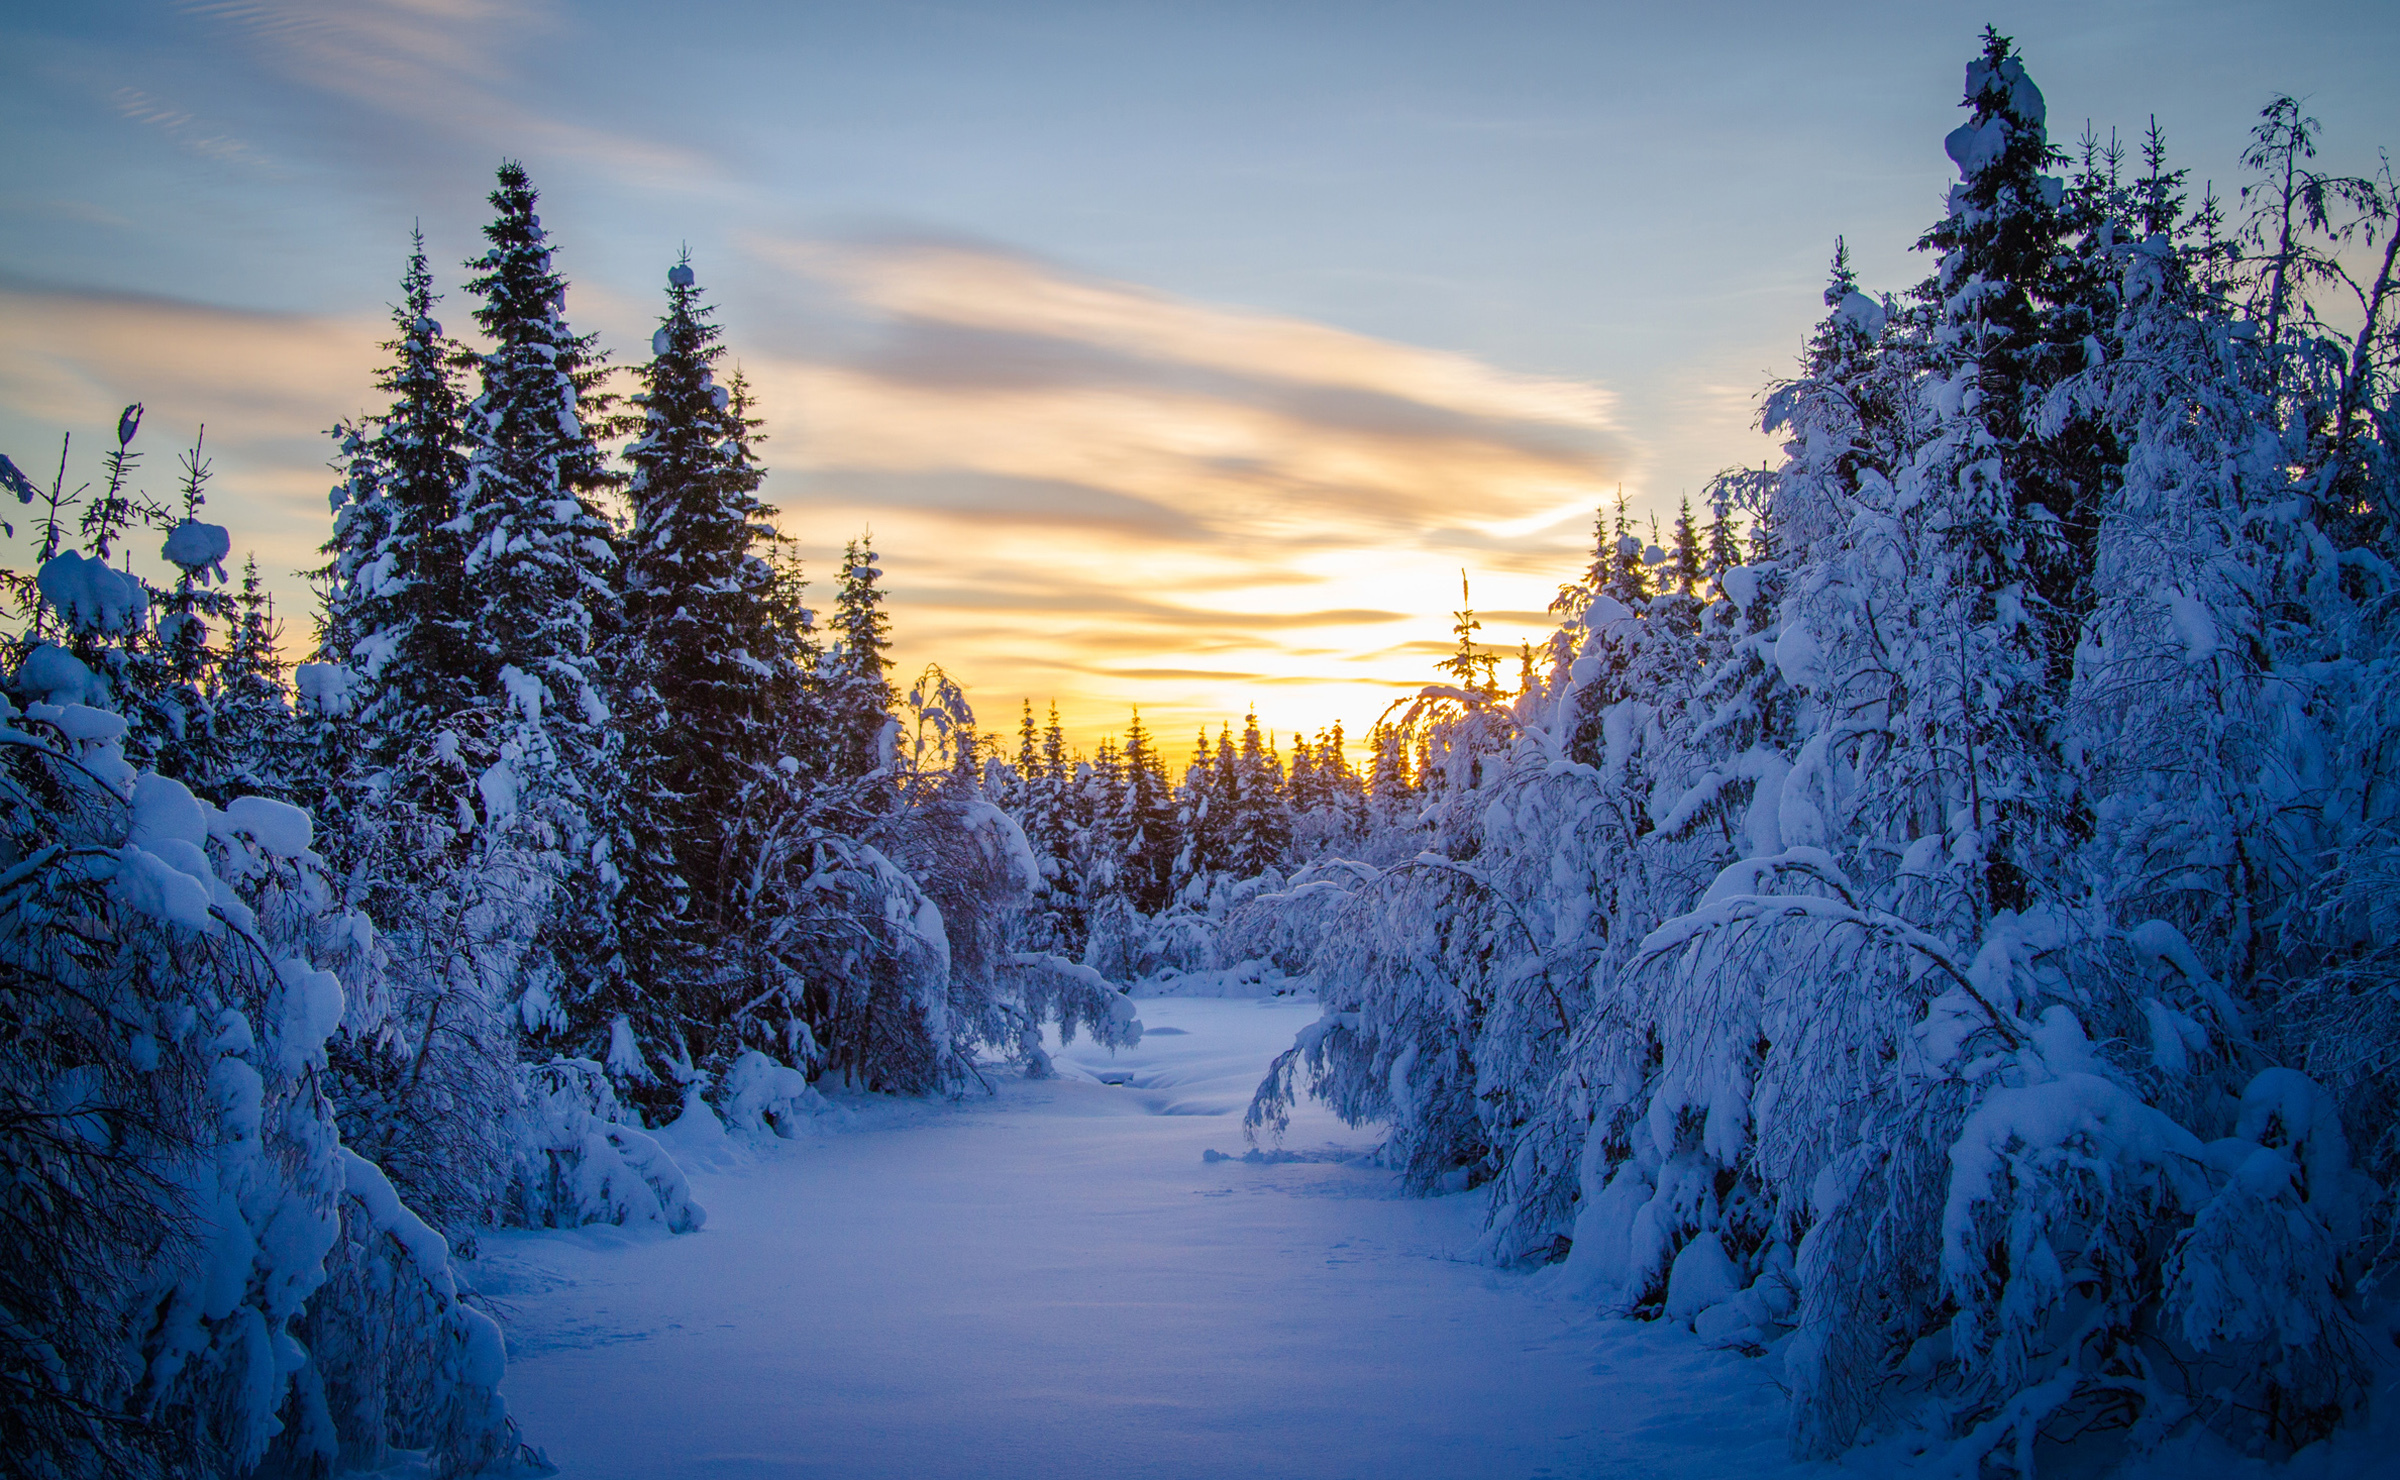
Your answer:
[1366,719,1417,839]
[141,428,234,790]
[459,162,621,728]
[610,255,801,1094]
[1702,481,1745,586]
[759,524,826,780]
[1324,721,1368,846]
[456,160,631,1085]
[1118,708,1175,912]
[826,536,895,784]
[1283,720,1368,860]
[1669,495,1702,598]
[1011,700,1040,811]
[1438,572,1499,696]
[1082,733,1129,901]
[1041,703,1070,790]
[1003,699,1077,952]
[1910,26,2125,913]
[1604,497,1651,609]
[304,229,553,1216]
[1024,702,1075,873]
[621,255,787,821]
[215,555,292,793]
[1287,731,1321,818]
[1172,726,1215,900]
[1227,708,1290,878]
[326,231,479,778]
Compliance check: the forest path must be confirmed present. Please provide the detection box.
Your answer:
[476,997,1805,1480]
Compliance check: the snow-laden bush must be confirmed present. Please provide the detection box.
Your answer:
[1,616,539,1477]
[996,953,1143,1075]
[719,1049,832,1135]
[1081,895,1213,983]
[1217,860,1374,978]
[511,1058,704,1233]
[1244,845,1570,1194]
[879,777,1145,1081]
[278,1151,546,1477]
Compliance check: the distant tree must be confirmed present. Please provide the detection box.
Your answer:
[214,555,293,793]
[1668,495,1702,599]
[138,429,235,790]
[1437,572,1499,696]
[1226,708,1290,879]
[824,537,895,785]
[1118,708,1177,912]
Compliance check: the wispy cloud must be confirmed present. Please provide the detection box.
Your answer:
[179,0,717,186]
[735,237,1626,748]
[109,85,269,166]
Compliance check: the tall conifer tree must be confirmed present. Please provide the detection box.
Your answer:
[334,231,478,772]
[611,256,798,1082]
[457,161,630,1069]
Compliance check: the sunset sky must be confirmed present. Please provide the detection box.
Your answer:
[4,0,2395,756]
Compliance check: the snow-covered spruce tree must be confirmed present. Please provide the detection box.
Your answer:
[1169,724,1224,904]
[823,536,896,786]
[1224,710,1290,883]
[1361,717,1419,855]
[1,424,540,1478]
[1067,711,1204,984]
[605,255,803,1118]
[317,232,480,788]
[1117,708,1177,913]
[1072,732,1135,975]
[1286,724,1370,863]
[721,566,944,1094]
[1037,704,1087,920]
[1004,700,1084,955]
[1905,26,2128,918]
[999,700,1037,815]
[1286,731,1321,827]
[137,431,236,792]
[307,233,542,1235]
[213,556,294,797]
[454,161,632,1102]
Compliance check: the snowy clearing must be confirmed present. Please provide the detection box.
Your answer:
[477,998,1809,1480]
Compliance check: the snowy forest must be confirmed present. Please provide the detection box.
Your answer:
[5,27,2399,1478]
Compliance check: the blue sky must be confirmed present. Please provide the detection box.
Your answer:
[4,0,2395,749]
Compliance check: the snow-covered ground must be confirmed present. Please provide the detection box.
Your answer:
[475,997,1810,1479]
[472,998,2393,1480]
